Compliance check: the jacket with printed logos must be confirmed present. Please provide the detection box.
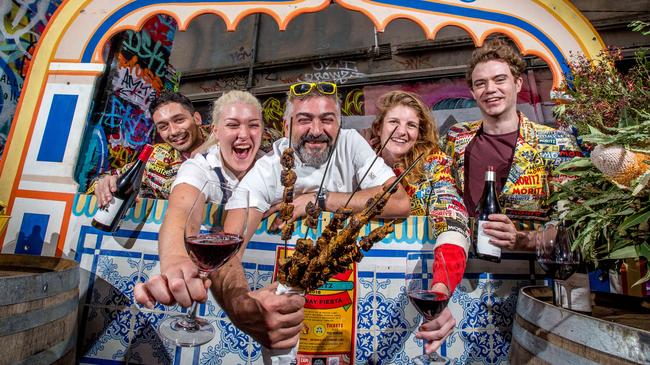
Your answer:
[397,151,470,253]
[443,113,583,230]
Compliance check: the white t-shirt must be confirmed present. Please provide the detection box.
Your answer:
[229,129,395,211]
[171,145,240,203]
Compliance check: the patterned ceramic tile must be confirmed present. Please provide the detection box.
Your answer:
[490,278,528,331]
[445,275,526,365]
[451,328,511,365]
[196,261,271,363]
[197,338,253,365]
[78,305,134,363]
[74,237,526,364]
[88,250,143,307]
[204,298,262,362]
[444,329,465,364]
[129,309,177,364]
[356,268,417,364]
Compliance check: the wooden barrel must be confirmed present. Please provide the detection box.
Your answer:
[0,254,79,365]
[511,286,650,364]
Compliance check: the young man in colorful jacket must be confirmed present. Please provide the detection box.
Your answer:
[444,39,583,251]
[87,92,209,205]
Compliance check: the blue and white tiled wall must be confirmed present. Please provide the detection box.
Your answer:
[66,194,538,364]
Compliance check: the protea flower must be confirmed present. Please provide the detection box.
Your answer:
[590,144,650,187]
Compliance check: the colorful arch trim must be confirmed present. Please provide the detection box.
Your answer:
[80,0,294,62]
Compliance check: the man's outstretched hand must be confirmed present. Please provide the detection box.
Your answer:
[230,282,306,349]
[134,255,210,308]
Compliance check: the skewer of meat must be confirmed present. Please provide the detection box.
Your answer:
[303,126,341,235]
[280,121,296,254]
[315,207,352,251]
[359,221,395,251]
[280,151,422,292]
[304,201,320,231]
[278,238,314,287]
[362,153,423,216]
[298,184,402,290]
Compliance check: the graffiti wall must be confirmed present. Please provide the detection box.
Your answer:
[0,0,63,158]
[75,15,178,190]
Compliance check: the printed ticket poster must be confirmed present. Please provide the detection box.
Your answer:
[274,247,357,365]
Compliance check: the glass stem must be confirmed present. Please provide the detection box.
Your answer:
[187,301,199,323]
[186,270,208,323]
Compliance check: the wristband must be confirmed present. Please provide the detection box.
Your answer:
[317,188,328,210]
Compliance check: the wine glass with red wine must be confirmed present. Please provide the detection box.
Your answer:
[157,181,248,347]
[406,251,451,364]
[536,221,580,304]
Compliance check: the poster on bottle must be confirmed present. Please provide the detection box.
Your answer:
[274,248,357,365]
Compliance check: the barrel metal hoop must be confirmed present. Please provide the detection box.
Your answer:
[0,295,78,337]
[14,330,77,365]
[517,286,650,364]
[512,316,600,365]
[0,267,79,305]
[513,314,638,365]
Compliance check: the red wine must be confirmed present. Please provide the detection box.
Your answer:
[92,144,154,232]
[538,260,578,281]
[408,290,450,320]
[474,166,502,263]
[185,233,243,272]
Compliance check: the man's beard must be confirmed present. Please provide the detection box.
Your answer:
[294,133,332,167]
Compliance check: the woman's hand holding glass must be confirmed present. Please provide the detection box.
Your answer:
[406,251,453,364]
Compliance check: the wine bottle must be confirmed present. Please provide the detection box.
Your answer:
[92,144,154,232]
[474,166,502,263]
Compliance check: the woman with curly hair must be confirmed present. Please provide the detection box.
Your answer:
[366,90,469,355]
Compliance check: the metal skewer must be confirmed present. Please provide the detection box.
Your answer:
[282,117,294,259]
[304,125,341,239]
[344,125,399,207]
[364,153,424,214]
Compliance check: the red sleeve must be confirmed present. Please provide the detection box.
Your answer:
[432,244,467,293]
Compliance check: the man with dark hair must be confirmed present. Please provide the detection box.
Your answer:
[88,91,208,206]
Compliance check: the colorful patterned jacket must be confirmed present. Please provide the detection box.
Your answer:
[87,127,210,199]
[398,151,470,254]
[443,113,583,230]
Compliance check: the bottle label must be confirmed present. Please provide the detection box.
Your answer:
[476,220,501,257]
[93,197,126,226]
[555,273,592,313]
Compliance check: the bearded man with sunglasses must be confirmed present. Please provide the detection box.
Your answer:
[204,82,410,351]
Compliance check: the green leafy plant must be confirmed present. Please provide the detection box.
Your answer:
[552,38,650,285]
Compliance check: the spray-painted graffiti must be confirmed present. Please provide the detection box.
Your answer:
[114,54,162,108]
[122,28,169,77]
[0,0,62,158]
[199,75,247,93]
[230,46,253,63]
[75,15,177,189]
[106,135,138,169]
[301,60,365,85]
[341,88,364,116]
[99,96,153,149]
[396,55,433,70]
[123,16,176,76]
[261,97,285,132]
